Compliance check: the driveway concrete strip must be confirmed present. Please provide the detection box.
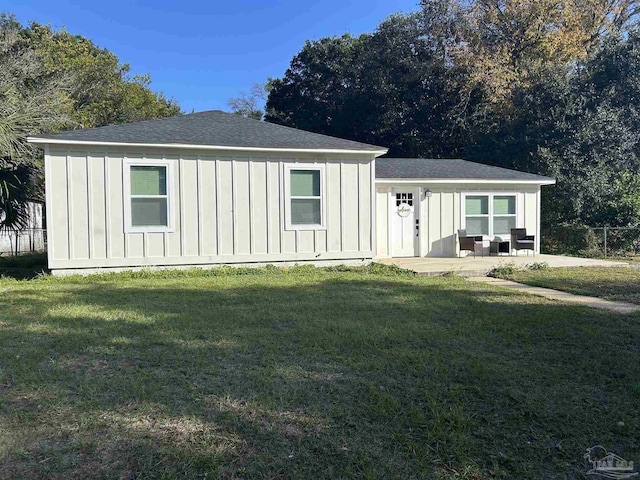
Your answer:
[468,276,640,314]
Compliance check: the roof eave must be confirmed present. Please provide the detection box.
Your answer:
[375,177,556,185]
[27,137,388,156]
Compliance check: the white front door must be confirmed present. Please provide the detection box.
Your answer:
[391,189,418,257]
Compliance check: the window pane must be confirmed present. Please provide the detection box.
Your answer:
[291,198,321,225]
[465,196,488,215]
[131,166,167,196]
[494,196,515,215]
[290,170,320,197]
[494,216,516,236]
[131,198,168,226]
[466,217,489,236]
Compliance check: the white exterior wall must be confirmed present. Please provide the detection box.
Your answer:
[44,145,376,271]
[375,183,542,258]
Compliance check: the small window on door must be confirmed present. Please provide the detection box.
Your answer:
[396,192,413,206]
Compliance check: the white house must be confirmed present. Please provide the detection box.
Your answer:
[375,158,554,258]
[27,110,554,275]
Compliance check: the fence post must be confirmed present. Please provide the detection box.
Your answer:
[604,226,608,258]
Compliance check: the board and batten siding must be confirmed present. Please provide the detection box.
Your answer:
[45,146,375,271]
[375,183,541,258]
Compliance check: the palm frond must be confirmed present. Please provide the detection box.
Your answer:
[0,159,37,232]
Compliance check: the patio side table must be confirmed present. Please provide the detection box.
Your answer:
[490,240,510,256]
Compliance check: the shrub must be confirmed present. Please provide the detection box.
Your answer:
[526,262,549,271]
[488,263,519,277]
[541,225,602,255]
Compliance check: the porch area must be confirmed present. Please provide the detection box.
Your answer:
[375,254,628,277]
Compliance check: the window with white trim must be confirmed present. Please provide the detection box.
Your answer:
[125,162,173,232]
[492,195,516,236]
[285,165,325,230]
[464,194,516,237]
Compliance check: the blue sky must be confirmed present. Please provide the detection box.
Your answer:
[7,0,421,112]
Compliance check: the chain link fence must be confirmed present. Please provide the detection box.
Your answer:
[542,225,640,258]
[0,228,47,256]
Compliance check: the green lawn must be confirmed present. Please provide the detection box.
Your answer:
[498,266,640,305]
[1,265,639,479]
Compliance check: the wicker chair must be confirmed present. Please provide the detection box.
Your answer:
[458,229,484,257]
[510,228,535,255]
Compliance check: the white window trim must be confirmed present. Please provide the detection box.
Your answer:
[123,158,175,233]
[461,192,519,239]
[284,164,327,231]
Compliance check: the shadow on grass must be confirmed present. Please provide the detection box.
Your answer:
[0,252,48,279]
[1,273,639,479]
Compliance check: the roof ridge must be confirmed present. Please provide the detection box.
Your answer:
[28,110,388,152]
[376,157,554,182]
[383,157,464,161]
[206,110,384,149]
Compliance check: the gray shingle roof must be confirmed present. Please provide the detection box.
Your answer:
[29,110,387,152]
[376,158,554,182]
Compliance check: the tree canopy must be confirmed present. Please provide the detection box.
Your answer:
[265,0,640,228]
[266,14,461,157]
[22,19,180,129]
[0,13,181,230]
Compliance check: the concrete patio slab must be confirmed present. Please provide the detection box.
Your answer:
[468,276,640,314]
[376,254,628,277]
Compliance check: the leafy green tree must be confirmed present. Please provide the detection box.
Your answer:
[0,15,72,160]
[0,14,72,230]
[266,2,640,230]
[538,101,640,227]
[536,32,640,227]
[266,14,462,157]
[428,0,640,122]
[0,12,181,231]
[467,31,640,228]
[24,21,180,128]
[266,34,366,135]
